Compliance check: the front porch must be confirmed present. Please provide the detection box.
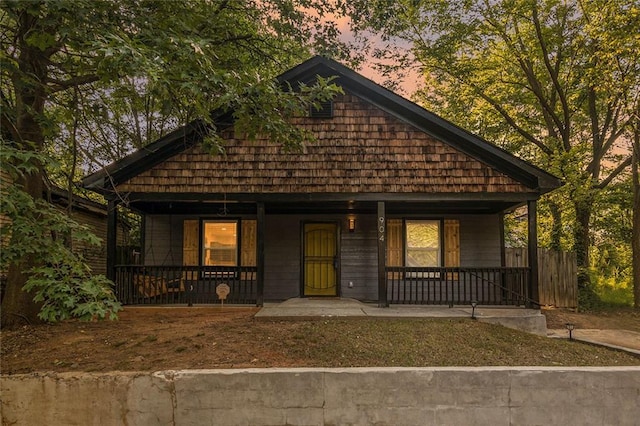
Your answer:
[112,264,532,307]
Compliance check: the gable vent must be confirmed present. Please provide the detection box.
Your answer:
[309,100,333,118]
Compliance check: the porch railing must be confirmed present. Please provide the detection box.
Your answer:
[385,267,530,306]
[114,265,258,305]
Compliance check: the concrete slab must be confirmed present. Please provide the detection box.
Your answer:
[255,298,368,319]
[548,328,640,355]
[255,298,547,335]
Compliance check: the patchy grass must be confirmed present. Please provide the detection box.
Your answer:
[1,307,638,374]
[543,306,640,330]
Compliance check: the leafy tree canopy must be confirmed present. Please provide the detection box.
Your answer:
[0,0,350,324]
[347,0,639,295]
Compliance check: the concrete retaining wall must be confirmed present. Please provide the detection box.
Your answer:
[2,367,639,425]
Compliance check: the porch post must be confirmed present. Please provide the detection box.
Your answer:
[256,202,265,307]
[527,200,539,307]
[499,212,506,268]
[377,201,388,307]
[106,199,118,283]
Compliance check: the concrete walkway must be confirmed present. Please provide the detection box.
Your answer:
[548,328,640,355]
[255,299,640,353]
[255,298,548,335]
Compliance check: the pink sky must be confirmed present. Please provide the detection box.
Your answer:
[331,14,422,97]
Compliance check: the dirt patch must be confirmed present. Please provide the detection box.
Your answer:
[2,306,639,374]
[542,307,640,330]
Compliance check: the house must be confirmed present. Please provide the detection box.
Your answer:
[46,186,134,275]
[0,172,132,299]
[82,56,561,307]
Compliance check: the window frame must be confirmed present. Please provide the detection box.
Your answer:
[199,218,241,277]
[309,100,334,118]
[402,218,445,279]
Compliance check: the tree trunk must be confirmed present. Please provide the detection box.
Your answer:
[574,201,592,288]
[1,3,49,326]
[549,200,563,251]
[633,132,639,309]
[1,173,44,326]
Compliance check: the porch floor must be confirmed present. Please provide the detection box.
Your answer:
[255,298,547,336]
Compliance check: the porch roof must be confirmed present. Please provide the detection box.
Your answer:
[82,57,561,200]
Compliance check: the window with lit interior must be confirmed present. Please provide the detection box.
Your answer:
[405,220,441,276]
[202,221,238,266]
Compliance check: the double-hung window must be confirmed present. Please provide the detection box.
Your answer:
[183,218,257,280]
[387,218,459,279]
[405,220,441,277]
[202,220,238,268]
[405,220,441,267]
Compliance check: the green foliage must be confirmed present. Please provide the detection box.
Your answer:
[348,0,637,296]
[593,276,634,307]
[579,269,634,311]
[0,141,121,321]
[1,0,352,322]
[1,0,353,182]
[219,76,344,151]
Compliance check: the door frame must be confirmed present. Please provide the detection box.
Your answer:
[300,220,341,297]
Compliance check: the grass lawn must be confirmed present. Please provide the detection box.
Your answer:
[1,307,638,374]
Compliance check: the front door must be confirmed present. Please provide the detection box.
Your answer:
[303,223,338,296]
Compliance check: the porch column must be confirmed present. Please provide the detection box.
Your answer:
[377,201,388,307]
[106,199,118,282]
[499,212,506,267]
[256,202,265,307]
[527,200,539,307]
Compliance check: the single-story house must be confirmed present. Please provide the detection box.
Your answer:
[82,56,561,307]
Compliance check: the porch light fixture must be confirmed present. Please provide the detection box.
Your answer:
[565,323,575,340]
[471,301,478,319]
[348,218,356,232]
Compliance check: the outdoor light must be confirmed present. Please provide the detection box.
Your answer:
[565,323,575,340]
[471,301,478,319]
[348,218,356,232]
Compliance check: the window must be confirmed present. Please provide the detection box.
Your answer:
[405,220,441,276]
[202,221,238,266]
[309,100,333,118]
[387,218,459,279]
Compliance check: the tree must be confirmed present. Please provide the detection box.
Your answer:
[348,0,638,297]
[1,142,122,322]
[0,0,347,325]
[633,122,640,308]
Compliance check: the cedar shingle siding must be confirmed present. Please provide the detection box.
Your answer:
[116,94,530,195]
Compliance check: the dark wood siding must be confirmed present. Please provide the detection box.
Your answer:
[458,214,501,266]
[264,215,301,300]
[116,93,531,195]
[144,215,184,265]
[340,214,378,301]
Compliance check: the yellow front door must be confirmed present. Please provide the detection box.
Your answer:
[303,223,338,296]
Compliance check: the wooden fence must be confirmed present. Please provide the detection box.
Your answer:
[505,248,578,308]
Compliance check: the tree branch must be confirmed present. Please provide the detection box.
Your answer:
[531,5,571,150]
[46,74,100,93]
[594,156,633,189]
[508,18,565,144]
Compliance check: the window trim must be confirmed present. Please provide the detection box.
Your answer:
[199,218,242,277]
[402,218,445,279]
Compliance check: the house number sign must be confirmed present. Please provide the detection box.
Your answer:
[216,283,230,300]
[378,216,385,242]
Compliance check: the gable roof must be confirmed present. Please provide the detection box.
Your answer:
[82,56,561,195]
